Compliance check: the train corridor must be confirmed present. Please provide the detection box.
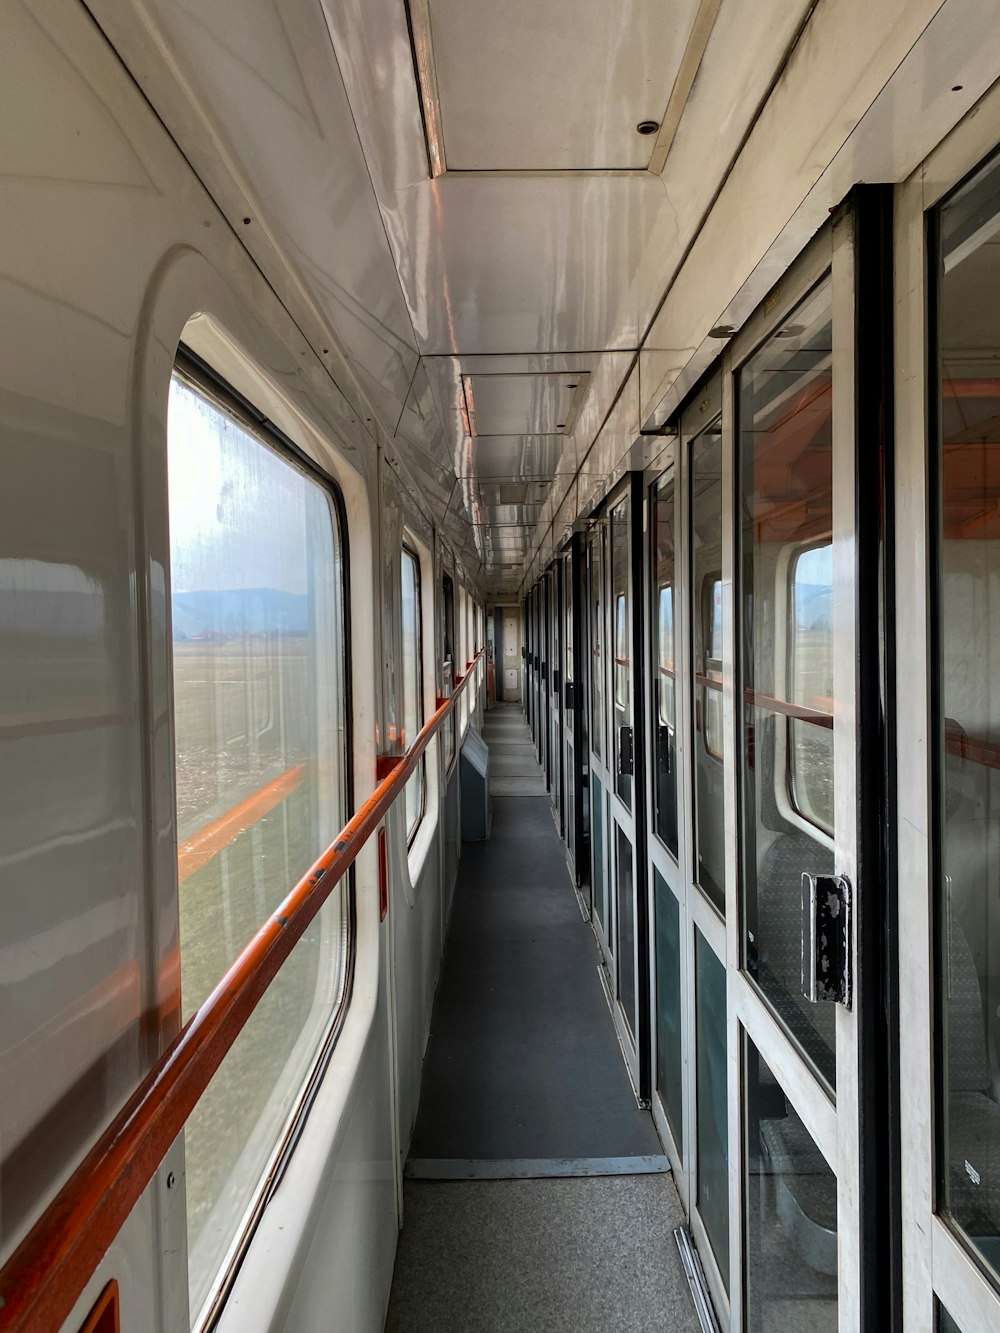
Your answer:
[385,706,699,1332]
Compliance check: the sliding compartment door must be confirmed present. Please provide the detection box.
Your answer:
[897,109,1000,1333]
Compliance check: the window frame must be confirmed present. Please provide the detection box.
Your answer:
[168,351,355,1326]
[401,541,425,846]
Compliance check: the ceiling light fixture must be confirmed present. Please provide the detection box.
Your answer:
[637,120,660,135]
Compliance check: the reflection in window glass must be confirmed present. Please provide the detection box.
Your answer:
[614,595,628,708]
[654,869,683,1150]
[611,498,632,807]
[745,1038,837,1332]
[401,548,424,842]
[168,374,348,1319]
[696,931,729,1289]
[790,544,834,833]
[738,278,836,1090]
[690,424,726,912]
[936,154,1000,1279]
[652,474,679,858]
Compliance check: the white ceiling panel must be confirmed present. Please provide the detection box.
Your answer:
[461,437,570,480]
[464,372,588,435]
[427,0,702,171]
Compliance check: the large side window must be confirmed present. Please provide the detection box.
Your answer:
[401,545,424,842]
[167,369,349,1320]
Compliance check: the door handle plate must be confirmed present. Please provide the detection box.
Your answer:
[617,725,634,777]
[801,872,852,1008]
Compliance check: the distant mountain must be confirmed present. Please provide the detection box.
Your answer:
[795,582,832,632]
[172,588,309,639]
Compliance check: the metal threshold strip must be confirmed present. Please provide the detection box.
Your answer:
[406,1155,671,1181]
[674,1226,722,1333]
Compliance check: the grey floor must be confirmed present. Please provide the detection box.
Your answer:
[386,705,700,1332]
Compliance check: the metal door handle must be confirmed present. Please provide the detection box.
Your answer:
[801,873,852,1007]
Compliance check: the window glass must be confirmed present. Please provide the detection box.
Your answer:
[738,277,837,1091]
[937,1306,963,1333]
[590,532,605,762]
[592,775,606,932]
[611,498,632,807]
[168,373,348,1319]
[690,423,726,912]
[565,554,574,694]
[654,869,683,1150]
[401,548,424,842]
[935,153,1000,1279]
[616,825,637,1039]
[745,1038,837,1331]
[696,931,729,1289]
[652,474,679,857]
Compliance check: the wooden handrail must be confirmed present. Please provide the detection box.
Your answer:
[0,650,485,1333]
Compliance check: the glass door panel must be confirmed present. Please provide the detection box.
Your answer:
[936,152,1000,1287]
[690,424,726,914]
[696,929,730,1291]
[592,774,607,935]
[654,867,683,1151]
[605,480,644,1080]
[588,528,613,969]
[616,826,637,1040]
[652,474,680,858]
[895,121,1000,1333]
[550,561,563,829]
[738,276,837,1091]
[744,1037,838,1332]
[611,498,633,809]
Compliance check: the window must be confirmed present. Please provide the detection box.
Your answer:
[401,547,424,842]
[788,543,834,833]
[168,369,349,1321]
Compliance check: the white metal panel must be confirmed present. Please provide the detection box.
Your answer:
[1,5,401,1332]
[93,0,420,440]
[639,0,997,431]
